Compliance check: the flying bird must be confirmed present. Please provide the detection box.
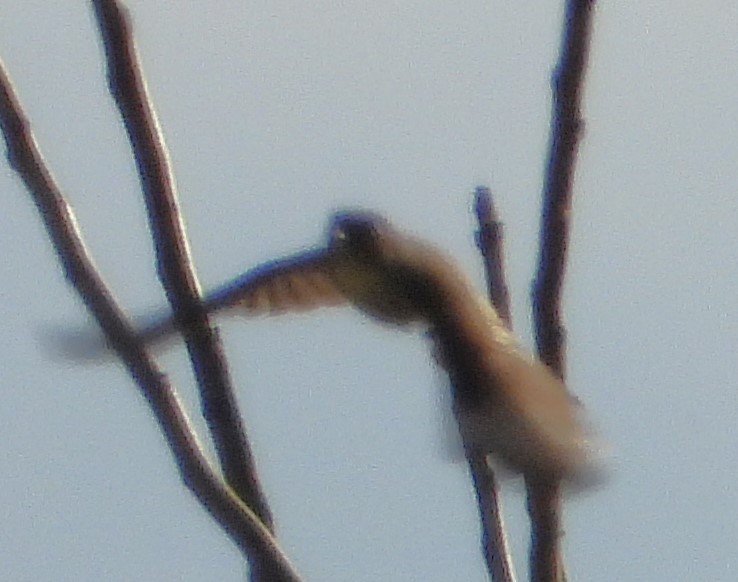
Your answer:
[66,210,602,486]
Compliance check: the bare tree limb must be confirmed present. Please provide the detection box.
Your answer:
[90,0,276,545]
[530,2,596,581]
[475,187,513,329]
[467,186,517,582]
[0,56,302,582]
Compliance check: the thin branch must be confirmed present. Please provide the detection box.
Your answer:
[534,0,595,375]
[465,455,516,582]
[90,0,275,546]
[475,187,513,329]
[468,186,516,582]
[0,57,302,582]
[530,2,596,581]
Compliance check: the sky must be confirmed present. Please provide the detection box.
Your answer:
[1,2,738,581]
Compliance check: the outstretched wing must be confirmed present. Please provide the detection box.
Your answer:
[202,249,347,315]
[50,249,349,361]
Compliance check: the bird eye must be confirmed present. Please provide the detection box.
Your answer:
[331,226,348,244]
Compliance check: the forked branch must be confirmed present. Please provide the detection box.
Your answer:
[91,0,275,539]
[0,55,301,582]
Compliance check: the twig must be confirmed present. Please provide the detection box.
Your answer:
[530,2,596,581]
[475,187,513,329]
[90,0,275,544]
[468,186,517,582]
[0,56,302,582]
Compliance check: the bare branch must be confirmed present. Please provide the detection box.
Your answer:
[534,0,595,375]
[90,0,276,543]
[0,56,302,582]
[468,186,516,582]
[530,2,596,581]
[475,187,513,329]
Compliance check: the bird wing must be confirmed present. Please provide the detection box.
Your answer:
[202,249,348,315]
[52,249,349,360]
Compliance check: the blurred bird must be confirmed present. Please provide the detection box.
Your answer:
[62,210,601,486]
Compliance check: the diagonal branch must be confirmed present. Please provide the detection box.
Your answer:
[470,186,517,582]
[0,56,302,582]
[530,2,596,581]
[90,0,275,544]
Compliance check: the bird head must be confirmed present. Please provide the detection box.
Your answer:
[327,210,398,265]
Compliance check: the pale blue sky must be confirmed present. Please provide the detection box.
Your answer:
[2,2,737,581]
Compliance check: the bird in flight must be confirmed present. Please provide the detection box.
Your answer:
[67,210,602,486]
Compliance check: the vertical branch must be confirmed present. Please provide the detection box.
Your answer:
[530,2,596,581]
[475,187,513,329]
[470,186,517,582]
[534,0,595,374]
[90,1,275,544]
[0,57,302,582]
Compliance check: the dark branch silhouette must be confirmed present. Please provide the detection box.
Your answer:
[1,1,600,580]
[0,53,302,582]
[470,186,516,582]
[530,2,596,581]
[475,188,513,329]
[90,5,277,567]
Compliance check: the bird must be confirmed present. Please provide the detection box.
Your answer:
[64,210,601,486]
